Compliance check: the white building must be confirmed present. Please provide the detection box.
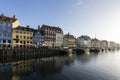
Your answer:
[55,33,63,47]
[90,38,101,48]
[76,35,91,48]
[100,40,108,48]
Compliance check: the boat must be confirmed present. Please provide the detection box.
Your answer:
[72,48,85,54]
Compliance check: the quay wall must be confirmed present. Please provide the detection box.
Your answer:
[0,47,67,63]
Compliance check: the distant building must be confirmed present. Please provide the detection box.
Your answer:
[0,14,17,49]
[63,33,76,48]
[33,25,44,47]
[100,40,108,48]
[76,35,91,48]
[41,24,63,47]
[90,38,101,48]
[108,41,119,49]
[12,25,35,48]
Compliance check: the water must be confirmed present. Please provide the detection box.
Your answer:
[0,50,120,80]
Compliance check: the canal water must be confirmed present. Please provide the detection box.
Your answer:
[0,50,120,80]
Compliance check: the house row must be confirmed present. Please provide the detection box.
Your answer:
[0,14,64,49]
[0,14,119,49]
[76,35,120,49]
[12,24,64,48]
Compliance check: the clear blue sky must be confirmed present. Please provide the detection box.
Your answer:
[0,0,120,43]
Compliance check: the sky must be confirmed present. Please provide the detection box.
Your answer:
[0,0,120,43]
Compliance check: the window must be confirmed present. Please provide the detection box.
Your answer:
[27,36,29,39]
[8,34,11,37]
[16,35,19,38]
[8,40,11,43]
[16,40,19,43]
[24,32,26,34]
[16,31,19,33]
[20,31,22,34]
[24,41,26,44]
[30,37,32,39]
[24,36,26,39]
[3,40,6,43]
[30,32,32,35]
[20,41,22,43]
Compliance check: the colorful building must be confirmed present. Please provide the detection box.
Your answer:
[76,35,91,48]
[0,14,18,49]
[12,25,35,48]
[90,38,101,48]
[63,33,76,48]
[33,25,44,47]
[55,32,63,47]
[41,24,63,47]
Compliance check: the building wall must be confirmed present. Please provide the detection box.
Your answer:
[41,25,63,47]
[33,31,44,47]
[90,39,101,48]
[12,29,34,48]
[100,40,108,48]
[63,38,68,47]
[12,20,20,28]
[0,21,12,48]
[55,33,63,47]
[63,33,76,48]
[76,38,91,48]
[68,39,76,48]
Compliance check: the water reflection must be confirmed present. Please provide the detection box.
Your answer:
[0,51,120,80]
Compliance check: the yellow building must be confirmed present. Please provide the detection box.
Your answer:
[12,25,35,48]
[63,33,76,48]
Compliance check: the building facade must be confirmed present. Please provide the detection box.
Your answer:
[100,40,108,48]
[41,24,63,47]
[33,26,44,47]
[76,35,91,48]
[55,33,63,47]
[12,25,35,48]
[90,38,101,48]
[0,14,17,49]
[63,33,76,48]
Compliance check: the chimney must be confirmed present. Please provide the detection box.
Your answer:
[1,13,4,16]
[38,25,40,29]
[26,25,30,28]
[13,15,16,19]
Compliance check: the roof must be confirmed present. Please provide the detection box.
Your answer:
[13,26,35,32]
[64,33,75,39]
[34,28,44,36]
[0,14,17,23]
[41,24,63,33]
[78,35,91,40]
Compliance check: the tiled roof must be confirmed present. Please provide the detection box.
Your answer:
[13,26,35,32]
[78,35,91,40]
[64,33,75,39]
[41,24,63,33]
[0,14,17,23]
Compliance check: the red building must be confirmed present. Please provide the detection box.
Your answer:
[41,24,63,47]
